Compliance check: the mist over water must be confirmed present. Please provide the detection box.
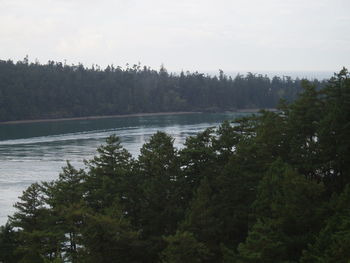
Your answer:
[0,112,248,225]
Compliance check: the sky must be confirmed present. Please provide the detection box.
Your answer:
[0,0,349,73]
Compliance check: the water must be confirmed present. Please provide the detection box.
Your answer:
[0,112,249,225]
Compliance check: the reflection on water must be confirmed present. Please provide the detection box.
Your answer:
[0,112,249,225]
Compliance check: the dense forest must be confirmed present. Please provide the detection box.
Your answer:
[0,68,349,262]
[0,58,325,122]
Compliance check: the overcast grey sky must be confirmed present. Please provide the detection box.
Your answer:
[1,0,349,72]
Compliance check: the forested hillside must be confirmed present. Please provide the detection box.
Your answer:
[0,68,349,262]
[0,59,324,122]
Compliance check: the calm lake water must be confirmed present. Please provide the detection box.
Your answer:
[0,112,249,225]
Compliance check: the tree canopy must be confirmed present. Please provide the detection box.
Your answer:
[0,59,325,122]
[0,68,349,263]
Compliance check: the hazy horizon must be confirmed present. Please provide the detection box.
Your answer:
[1,56,336,81]
[1,0,349,72]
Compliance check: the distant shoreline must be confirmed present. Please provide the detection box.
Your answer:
[0,112,201,125]
[0,109,276,125]
[236,108,278,113]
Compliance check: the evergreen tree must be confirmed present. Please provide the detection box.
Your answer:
[0,59,310,122]
[284,80,322,179]
[179,128,217,201]
[181,177,222,262]
[0,224,20,263]
[301,185,350,263]
[2,68,349,263]
[79,201,140,263]
[161,231,210,263]
[84,135,133,211]
[237,161,325,263]
[318,68,350,191]
[42,162,86,263]
[136,131,182,262]
[9,183,64,262]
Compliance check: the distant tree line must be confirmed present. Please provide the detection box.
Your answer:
[0,68,349,262]
[0,58,325,121]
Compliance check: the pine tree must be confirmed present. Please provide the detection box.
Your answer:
[42,162,86,263]
[136,132,182,262]
[79,200,140,263]
[161,231,210,263]
[318,68,350,191]
[84,135,133,211]
[181,177,222,262]
[285,80,322,179]
[0,224,20,263]
[301,185,350,263]
[237,160,325,262]
[10,183,64,262]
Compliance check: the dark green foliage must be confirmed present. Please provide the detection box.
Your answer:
[84,135,133,211]
[79,204,140,263]
[318,68,350,191]
[0,224,20,263]
[9,183,64,262]
[161,231,210,263]
[301,185,350,263]
[181,177,222,258]
[237,161,325,262]
[2,68,350,262]
[0,59,318,122]
[213,158,261,249]
[179,128,217,201]
[136,132,182,261]
[41,162,86,263]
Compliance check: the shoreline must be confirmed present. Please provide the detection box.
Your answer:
[0,112,202,125]
[236,108,278,113]
[0,108,277,125]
